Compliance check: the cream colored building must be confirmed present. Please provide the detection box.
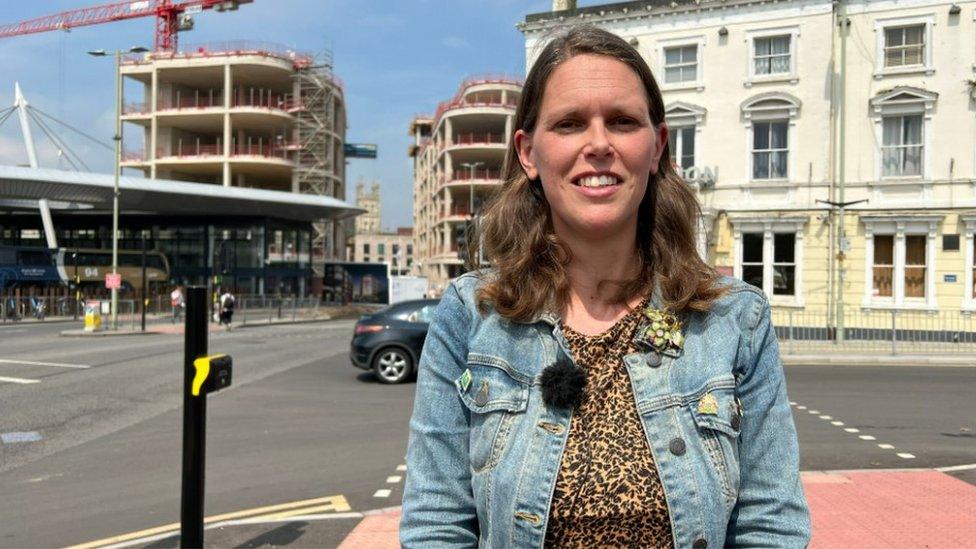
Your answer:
[119,42,347,264]
[354,180,382,235]
[410,77,523,290]
[521,0,976,321]
[350,228,415,276]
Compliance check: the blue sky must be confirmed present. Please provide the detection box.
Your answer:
[0,0,566,229]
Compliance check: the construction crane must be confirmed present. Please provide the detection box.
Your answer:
[0,0,253,52]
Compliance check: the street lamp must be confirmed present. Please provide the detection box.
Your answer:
[88,45,148,330]
[458,161,483,218]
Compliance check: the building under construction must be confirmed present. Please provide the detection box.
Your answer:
[119,41,347,270]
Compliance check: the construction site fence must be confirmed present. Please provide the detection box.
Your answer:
[770,307,976,355]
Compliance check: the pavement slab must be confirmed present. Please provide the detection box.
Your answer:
[807,469,976,548]
[334,470,976,548]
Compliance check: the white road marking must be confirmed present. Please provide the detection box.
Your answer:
[796,405,807,410]
[844,428,860,433]
[831,421,845,426]
[789,401,797,405]
[819,415,832,420]
[396,464,407,472]
[937,463,976,472]
[1,431,42,443]
[0,358,91,369]
[808,410,821,414]
[859,435,877,441]
[897,453,916,459]
[878,444,895,449]
[386,476,402,483]
[0,376,39,384]
[373,489,391,498]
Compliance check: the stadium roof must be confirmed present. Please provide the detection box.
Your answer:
[0,166,363,222]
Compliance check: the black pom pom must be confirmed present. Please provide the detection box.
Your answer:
[539,360,587,409]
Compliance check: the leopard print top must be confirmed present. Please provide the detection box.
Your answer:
[544,298,674,548]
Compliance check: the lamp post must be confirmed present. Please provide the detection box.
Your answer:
[459,162,483,218]
[88,45,148,330]
[461,162,484,268]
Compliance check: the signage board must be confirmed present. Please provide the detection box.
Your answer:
[105,272,122,289]
[944,274,957,283]
[344,143,378,159]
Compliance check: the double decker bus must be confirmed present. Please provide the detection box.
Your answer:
[0,245,170,293]
[57,248,171,293]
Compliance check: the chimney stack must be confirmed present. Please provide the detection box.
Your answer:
[552,0,577,11]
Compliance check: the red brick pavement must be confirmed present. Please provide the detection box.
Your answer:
[340,469,976,548]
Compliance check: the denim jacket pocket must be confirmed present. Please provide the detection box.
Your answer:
[455,359,529,474]
[689,385,742,504]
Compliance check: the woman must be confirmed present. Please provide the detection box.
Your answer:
[401,26,810,548]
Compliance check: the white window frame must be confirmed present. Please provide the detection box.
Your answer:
[861,216,941,310]
[657,36,706,91]
[962,215,976,311]
[873,14,935,79]
[880,114,924,178]
[670,125,697,171]
[869,86,936,181]
[741,92,801,183]
[731,216,806,307]
[744,26,800,86]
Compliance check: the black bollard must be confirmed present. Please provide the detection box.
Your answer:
[181,287,207,548]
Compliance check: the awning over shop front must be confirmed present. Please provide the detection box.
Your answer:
[0,165,363,222]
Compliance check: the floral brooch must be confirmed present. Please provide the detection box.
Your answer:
[642,306,684,354]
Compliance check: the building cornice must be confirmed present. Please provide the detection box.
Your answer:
[519,0,830,34]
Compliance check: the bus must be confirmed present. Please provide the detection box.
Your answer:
[58,248,171,293]
[0,245,170,293]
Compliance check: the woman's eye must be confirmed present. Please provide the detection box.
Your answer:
[613,117,638,128]
[554,120,580,131]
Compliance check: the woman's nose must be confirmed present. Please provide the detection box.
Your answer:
[583,121,612,158]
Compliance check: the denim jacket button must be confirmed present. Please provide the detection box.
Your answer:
[645,353,662,368]
[669,437,686,456]
[693,538,707,548]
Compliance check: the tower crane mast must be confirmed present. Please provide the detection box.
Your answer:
[0,0,253,52]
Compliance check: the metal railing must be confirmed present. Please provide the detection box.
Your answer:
[452,168,502,181]
[1,296,82,323]
[451,133,505,146]
[772,308,976,355]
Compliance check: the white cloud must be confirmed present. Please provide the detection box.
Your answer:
[441,36,470,49]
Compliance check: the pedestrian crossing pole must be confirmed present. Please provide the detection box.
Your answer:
[181,287,208,548]
[180,287,233,548]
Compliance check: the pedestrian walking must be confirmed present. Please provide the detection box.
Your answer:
[218,289,235,330]
[400,26,810,548]
[170,286,184,324]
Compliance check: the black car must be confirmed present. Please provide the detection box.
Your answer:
[350,299,439,384]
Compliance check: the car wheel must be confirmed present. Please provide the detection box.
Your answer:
[372,347,413,384]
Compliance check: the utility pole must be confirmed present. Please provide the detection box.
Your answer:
[141,231,148,332]
[88,46,148,329]
[836,0,849,344]
[459,162,483,267]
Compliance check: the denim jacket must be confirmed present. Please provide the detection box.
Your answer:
[401,273,810,548]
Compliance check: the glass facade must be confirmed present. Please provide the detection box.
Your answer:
[0,213,313,298]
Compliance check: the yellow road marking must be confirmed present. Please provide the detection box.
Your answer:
[253,496,351,521]
[67,494,349,549]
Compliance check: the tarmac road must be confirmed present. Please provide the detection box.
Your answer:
[0,321,973,547]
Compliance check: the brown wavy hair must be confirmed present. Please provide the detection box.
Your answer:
[474,25,728,321]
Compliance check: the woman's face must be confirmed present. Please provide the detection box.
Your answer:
[515,54,667,242]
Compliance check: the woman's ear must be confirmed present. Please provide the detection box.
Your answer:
[514,129,538,180]
[649,122,669,175]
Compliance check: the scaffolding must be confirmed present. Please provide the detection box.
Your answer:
[291,49,344,274]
